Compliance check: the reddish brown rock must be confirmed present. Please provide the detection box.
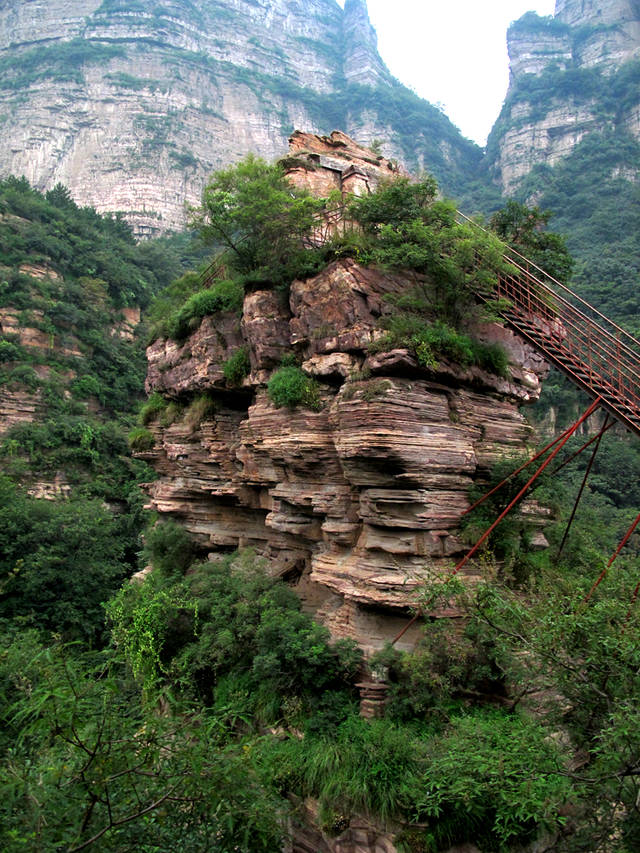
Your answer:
[290,260,408,355]
[242,290,291,371]
[145,312,245,397]
[0,388,42,436]
[0,308,83,358]
[142,257,549,653]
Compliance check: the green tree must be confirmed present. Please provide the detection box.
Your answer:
[490,199,574,283]
[0,631,285,852]
[0,476,128,644]
[190,154,324,282]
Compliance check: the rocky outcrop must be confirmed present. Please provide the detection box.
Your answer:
[0,388,43,436]
[488,0,640,193]
[142,259,547,654]
[0,0,478,236]
[140,133,549,653]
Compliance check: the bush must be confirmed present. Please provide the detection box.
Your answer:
[70,373,102,399]
[471,340,510,377]
[370,314,509,376]
[0,476,128,643]
[184,394,216,431]
[267,366,321,410]
[261,709,571,848]
[168,278,244,340]
[0,339,23,362]
[109,550,362,711]
[143,519,194,580]
[139,391,167,425]
[223,346,250,386]
[128,426,155,451]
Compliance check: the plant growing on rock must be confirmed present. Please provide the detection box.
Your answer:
[128,425,155,451]
[190,154,325,284]
[347,176,509,329]
[267,365,322,410]
[223,346,251,386]
[168,278,244,340]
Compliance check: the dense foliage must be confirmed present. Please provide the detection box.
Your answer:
[517,131,640,330]
[190,154,325,284]
[489,200,575,284]
[0,177,195,642]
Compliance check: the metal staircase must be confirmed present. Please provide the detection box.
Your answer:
[460,215,640,437]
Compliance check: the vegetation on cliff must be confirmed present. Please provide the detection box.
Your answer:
[1,144,640,851]
[0,177,200,641]
[149,157,513,379]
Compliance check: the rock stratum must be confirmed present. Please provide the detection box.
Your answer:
[0,0,479,235]
[138,134,549,653]
[489,0,640,192]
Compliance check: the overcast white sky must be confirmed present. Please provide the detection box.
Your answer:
[336,0,557,146]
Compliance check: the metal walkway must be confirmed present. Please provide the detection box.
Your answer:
[460,213,640,437]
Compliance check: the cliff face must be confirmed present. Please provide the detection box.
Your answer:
[0,0,479,236]
[141,263,547,653]
[138,134,549,654]
[488,0,640,193]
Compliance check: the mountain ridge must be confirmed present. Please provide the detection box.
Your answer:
[0,0,480,236]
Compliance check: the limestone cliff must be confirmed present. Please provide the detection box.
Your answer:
[138,134,549,654]
[0,0,479,235]
[488,0,640,192]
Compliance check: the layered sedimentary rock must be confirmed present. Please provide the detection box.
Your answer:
[140,135,549,651]
[489,0,640,192]
[0,0,479,235]
[142,255,547,653]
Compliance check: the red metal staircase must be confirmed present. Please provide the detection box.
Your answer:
[201,203,640,435]
[459,214,640,438]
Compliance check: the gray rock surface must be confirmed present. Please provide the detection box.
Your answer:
[0,0,474,235]
[490,0,640,192]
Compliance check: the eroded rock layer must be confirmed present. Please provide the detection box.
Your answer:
[0,0,479,235]
[141,250,548,652]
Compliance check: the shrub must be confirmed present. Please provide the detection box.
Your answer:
[70,374,102,399]
[8,364,40,390]
[143,519,194,580]
[0,339,23,362]
[223,346,250,386]
[128,426,155,451]
[184,394,216,431]
[168,279,244,340]
[139,391,167,425]
[267,366,321,410]
[110,550,362,711]
[471,340,510,377]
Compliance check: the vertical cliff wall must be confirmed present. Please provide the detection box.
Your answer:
[0,0,480,236]
[487,0,640,193]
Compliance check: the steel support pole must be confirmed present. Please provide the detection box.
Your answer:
[392,398,602,646]
[556,414,610,561]
[585,510,640,602]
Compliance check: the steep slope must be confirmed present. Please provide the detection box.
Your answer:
[487,0,640,193]
[0,0,480,235]
[0,177,186,640]
[484,0,640,331]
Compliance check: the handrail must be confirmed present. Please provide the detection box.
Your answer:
[457,210,640,356]
[197,203,640,434]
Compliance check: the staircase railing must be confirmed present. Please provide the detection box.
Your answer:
[456,212,640,435]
